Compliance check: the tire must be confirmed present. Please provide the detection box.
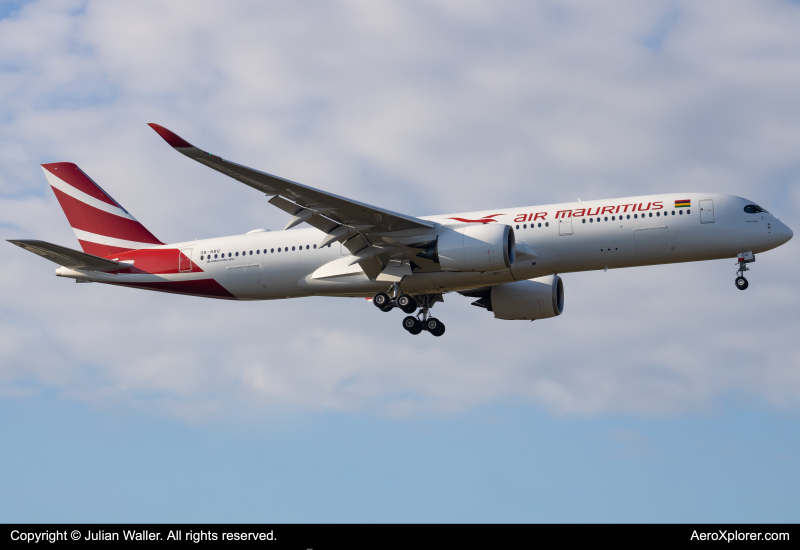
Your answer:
[735,276,749,290]
[373,292,391,309]
[397,294,417,314]
[431,322,445,337]
[426,317,442,334]
[402,316,422,334]
[380,304,394,313]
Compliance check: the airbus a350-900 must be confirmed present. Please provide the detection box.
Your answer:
[9,124,793,336]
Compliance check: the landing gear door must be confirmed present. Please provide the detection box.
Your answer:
[227,265,263,299]
[558,216,574,236]
[700,199,715,223]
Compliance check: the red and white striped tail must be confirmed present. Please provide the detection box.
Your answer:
[42,162,163,257]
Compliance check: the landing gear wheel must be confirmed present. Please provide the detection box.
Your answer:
[425,317,445,337]
[373,292,391,310]
[735,276,749,290]
[397,294,416,314]
[402,316,422,335]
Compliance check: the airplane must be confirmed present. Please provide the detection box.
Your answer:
[9,123,794,336]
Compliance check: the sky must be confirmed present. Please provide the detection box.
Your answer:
[0,0,799,522]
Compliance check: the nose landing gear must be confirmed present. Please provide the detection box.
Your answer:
[735,251,754,291]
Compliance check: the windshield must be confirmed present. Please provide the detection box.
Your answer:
[743,204,769,214]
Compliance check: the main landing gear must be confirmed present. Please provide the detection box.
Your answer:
[372,285,445,336]
[735,251,755,291]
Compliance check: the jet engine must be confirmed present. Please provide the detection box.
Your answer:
[461,275,564,320]
[418,224,515,272]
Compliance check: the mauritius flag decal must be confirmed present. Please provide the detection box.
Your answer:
[675,199,691,208]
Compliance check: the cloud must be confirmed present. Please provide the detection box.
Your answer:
[1,0,799,421]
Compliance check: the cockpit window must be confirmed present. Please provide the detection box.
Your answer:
[744,205,768,214]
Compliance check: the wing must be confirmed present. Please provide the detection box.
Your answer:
[8,240,121,270]
[147,123,437,279]
[148,124,433,235]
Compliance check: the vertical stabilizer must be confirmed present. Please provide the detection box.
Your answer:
[42,163,163,257]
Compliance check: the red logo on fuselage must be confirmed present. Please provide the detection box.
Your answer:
[447,214,503,224]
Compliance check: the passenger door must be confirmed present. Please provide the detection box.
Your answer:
[179,248,193,272]
[558,216,574,236]
[700,199,715,223]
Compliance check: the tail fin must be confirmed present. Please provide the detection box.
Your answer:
[42,163,163,257]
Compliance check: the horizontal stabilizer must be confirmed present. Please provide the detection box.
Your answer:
[8,239,121,270]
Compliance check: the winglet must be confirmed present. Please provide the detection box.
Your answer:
[147,123,194,148]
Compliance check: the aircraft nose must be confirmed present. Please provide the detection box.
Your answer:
[776,220,793,245]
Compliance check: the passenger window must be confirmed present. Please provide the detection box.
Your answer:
[604,217,608,221]
[313,244,317,249]
[228,253,232,257]
[687,209,691,214]
[545,222,549,227]
[590,218,593,223]
[634,214,638,218]
[679,210,683,215]
[538,223,542,228]
[256,250,260,254]
[516,225,519,229]
[292,246,295,251]
[249,250,253,255]
[235,252,239,256]
[649,213,652,217]
[582,219,586,223]
[271,248,274,253]
[626,215,630,219]
[523,224,527,229]
[612,216,615,221]
[200,255,204,260]
[656,212,660,216]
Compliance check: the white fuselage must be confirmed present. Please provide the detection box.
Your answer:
[59,193,793,300]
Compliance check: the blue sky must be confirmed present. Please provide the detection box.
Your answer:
[2,395,799,523]
[1,0,799,522]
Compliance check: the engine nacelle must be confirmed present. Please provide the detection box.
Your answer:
[492,275,563,320]
[462,275,564,320]
[427,224,515,272]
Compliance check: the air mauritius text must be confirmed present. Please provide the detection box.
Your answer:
[514,201,665,222]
